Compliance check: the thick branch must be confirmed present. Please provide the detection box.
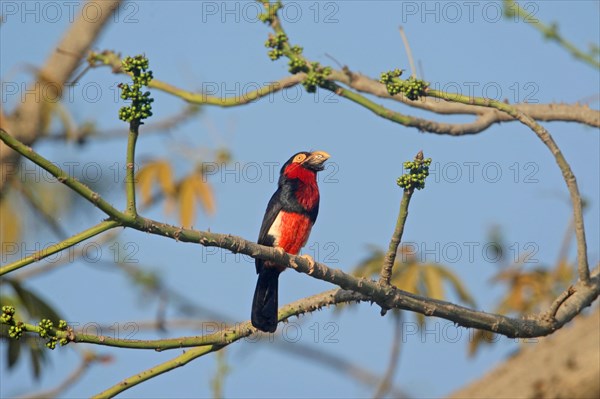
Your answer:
[122,214,600,338]
[327,70,600,129]
[427,89,590,282]
[2,290,363,351]
[1,1,123,193]
[1,127,597,339]
[88,51,306,106]
[89,290,361,397]
[88,51,600,133]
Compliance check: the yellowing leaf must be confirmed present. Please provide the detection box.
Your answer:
[553,259,573,286]
[352,248,384,277]
[423,264,445,300]
[136,160,176,207]
[136,162,159,206]
[156,161,176,197]
[468,329,496,357]
[178,176,196,228]
[0,198,21,245]
[434,265,476,307]
[394,263,420,293]
[192,173,215,215]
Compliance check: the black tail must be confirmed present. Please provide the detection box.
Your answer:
[251,268,280,332]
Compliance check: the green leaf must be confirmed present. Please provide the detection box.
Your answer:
[8,338,21,368]
[29,342,46,380]
[7,280,63,322]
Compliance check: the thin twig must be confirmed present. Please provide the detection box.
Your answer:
[379,161,417,286]
[373,312,403,398]
[504,0,599,69]
[125,120,140,217]
[0,128,126,221]
[12,230,122,281]
[0,220,120,276]
[18,351,104,399]
[399,27,417,78]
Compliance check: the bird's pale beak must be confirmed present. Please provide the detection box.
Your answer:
[304,151,331,171]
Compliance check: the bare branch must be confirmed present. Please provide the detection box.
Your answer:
[87,50,600,134]
[1,1,124,193]
[2,126,598,338]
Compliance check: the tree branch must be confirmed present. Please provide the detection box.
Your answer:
[0,129,126,221]
[327,69,600,129]
[87,51,600,134]
[1,0,124,194]
[426,89,590,283]
[125,121,140,217]
[1,126,598,338]
[0,220,119,276]
[379,150,422,286]
[90,290,362,397]
[88,50,306,106]
[373,312,403,399]
[18,351,106,399]
[503,0,600,69]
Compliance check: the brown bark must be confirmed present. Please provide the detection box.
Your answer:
[0,0,123,193]
[449,308,600,399]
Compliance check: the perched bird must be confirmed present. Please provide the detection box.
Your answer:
[252,151,330,332]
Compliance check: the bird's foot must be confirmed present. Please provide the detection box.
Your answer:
[300,254,316,275]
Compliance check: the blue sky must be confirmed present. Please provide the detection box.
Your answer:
[1,1,599,398]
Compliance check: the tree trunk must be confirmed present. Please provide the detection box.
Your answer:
[449,307,599,399]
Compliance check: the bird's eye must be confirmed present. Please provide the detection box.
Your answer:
[293,154,307,163]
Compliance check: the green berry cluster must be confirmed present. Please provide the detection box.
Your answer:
[380,68,404,82]
[288,57,308,74]
[46,337,58,350]
[265,32,288,60]
[58,319,68,330]
[38,318,53,338]
[259,1,283,24]
[1,305,16,323]
[3,306,23,340]
[397,155,432,191]
[57,319,69,346]
[37,318,68,349]
[118,55,154,122]
[302,63,332,93]
[380,69,429,101]
[8,324,23,340]
[1,306,69,348]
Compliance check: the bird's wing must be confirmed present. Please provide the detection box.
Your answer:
[256,189,283,273]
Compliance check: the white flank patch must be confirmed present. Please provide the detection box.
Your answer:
[267,212,284,246]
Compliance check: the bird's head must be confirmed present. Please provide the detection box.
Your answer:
[281,151,331,180]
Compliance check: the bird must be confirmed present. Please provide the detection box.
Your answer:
[252,150,330,332]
